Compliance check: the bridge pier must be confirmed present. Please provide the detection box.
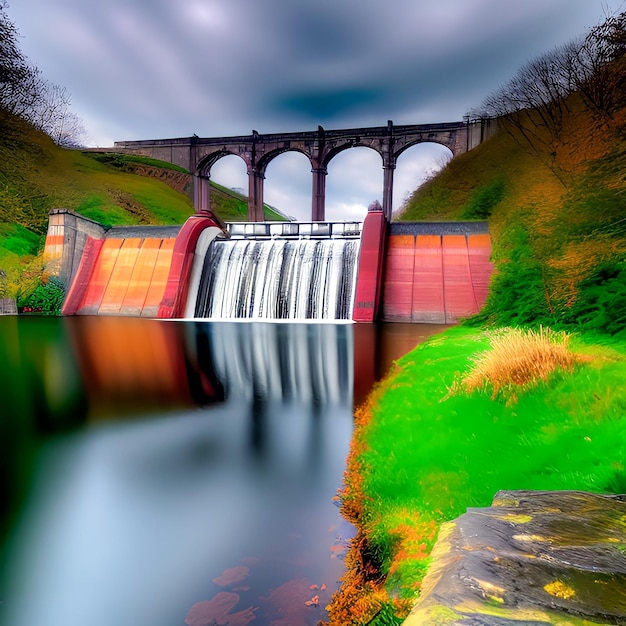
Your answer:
[382,163,395,221]
[193,174,211,212]
[248,168,265,222]
[312,167,327,221]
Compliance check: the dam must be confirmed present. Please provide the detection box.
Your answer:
[43,205,493,323]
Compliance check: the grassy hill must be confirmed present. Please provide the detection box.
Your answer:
[401,96,626,338]
[0,109,283,300]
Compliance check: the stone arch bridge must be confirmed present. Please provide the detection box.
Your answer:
[113,119,495,221]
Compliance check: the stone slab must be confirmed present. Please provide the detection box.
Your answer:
[404,490,626,625]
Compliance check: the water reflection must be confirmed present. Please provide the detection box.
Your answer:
[69,317,225,418]
[0,317,354,626]
[199,321,352,405]
[353,322,450,406]
[0,316,445,626]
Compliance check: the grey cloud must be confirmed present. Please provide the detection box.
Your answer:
[4,0,623,217]
[267,86,386,121]
[9,0,614,141]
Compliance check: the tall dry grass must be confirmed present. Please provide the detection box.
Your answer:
[459,327,592,400]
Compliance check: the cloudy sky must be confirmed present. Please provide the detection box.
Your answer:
[5,1,623,221]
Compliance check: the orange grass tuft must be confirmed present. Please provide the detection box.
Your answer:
[325,531,402,625]
[458,327,592,400]
[326,370,412,625]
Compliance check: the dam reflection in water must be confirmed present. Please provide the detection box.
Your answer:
[0,317,446,626]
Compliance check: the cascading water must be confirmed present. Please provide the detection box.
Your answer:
[193,237,360,320]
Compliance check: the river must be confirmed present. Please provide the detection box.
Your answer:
[0,316,447,626]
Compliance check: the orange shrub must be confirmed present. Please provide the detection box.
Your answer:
[459,327,592,400]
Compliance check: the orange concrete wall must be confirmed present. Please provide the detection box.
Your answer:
[382,232,492,323]
[42,212,65,277]
[43,209,108,289]
[62,237,176,317]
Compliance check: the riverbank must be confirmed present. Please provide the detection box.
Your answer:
[327,325,626,625]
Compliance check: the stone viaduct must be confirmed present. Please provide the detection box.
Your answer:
[113,118,496,221]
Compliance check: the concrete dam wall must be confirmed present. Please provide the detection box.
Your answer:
[43,209,493,323]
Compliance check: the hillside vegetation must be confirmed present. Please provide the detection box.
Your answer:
[401,97,626,338]
[0,108,282,301]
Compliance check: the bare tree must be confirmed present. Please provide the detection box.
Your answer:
[0,1,25,82]
[569,12,626,119]
[471,10,626,183]
[27,81,86,146]
[474,11,626,124]
[1,65,43,119]
[0,2,85,146]
[471,42,579,185]
[0,1,37,114]
[474,42,576,146]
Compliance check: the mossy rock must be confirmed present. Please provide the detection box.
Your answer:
[404,490,626,625]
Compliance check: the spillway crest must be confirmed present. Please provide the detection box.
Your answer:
[193,238,360,320]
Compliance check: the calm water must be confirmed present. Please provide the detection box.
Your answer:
[0,316,447,626]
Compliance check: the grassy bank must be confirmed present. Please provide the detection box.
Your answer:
[0,110,284,302]
[329,326,626,624]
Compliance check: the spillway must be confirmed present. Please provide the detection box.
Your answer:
[191,237,360,320]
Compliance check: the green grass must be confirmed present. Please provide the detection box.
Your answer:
[209,180,286,221]
[0,108,285,298]
[84,151,191,174]
[458,177,505,219]
[75,194,141,227]
[0,223,43,257]
[349,326,626,603]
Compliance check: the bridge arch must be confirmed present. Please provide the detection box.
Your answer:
[321,142,383,171]
[207,154,250,205]
[194,150,250,213]
[257,146,313,175]
[196,149,248,176]
[325,147,383,222]
[393,143,453,215]
[263,151,313,221]
[392,137,455,162]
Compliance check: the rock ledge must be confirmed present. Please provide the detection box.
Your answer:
[404,490,626,625]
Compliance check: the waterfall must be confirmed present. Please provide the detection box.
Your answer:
[193,238,360,320]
